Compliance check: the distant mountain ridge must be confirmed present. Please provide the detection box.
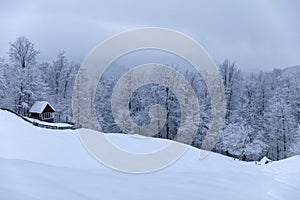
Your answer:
[281,65,300,82]
[283,65,300,74]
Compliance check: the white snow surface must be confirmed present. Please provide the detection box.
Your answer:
[0,110,299,200]
[29,101,55,113]
[24,116,73,128]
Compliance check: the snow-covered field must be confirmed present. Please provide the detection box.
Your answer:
[0,110,299,200]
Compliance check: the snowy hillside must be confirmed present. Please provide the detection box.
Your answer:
[283,65,300,75]
[0,110,300,200]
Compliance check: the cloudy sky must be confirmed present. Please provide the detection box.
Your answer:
[0,0,299,71]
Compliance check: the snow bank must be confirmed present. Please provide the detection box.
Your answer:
[24,116,73,128]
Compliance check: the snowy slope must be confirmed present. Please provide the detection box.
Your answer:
[283,65,300,75]
[282,65,300,81]
[0,110,300,200]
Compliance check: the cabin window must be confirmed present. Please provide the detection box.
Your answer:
[42,112,53,119]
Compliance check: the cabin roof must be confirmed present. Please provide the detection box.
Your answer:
[29,101,55,114]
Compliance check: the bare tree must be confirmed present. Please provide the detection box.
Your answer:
[9,36,39,68]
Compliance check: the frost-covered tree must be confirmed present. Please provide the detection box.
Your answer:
[0,58,8,106]
[9,37,39,69]
[51,52,78,122]
[219,60,242,123]
[8,37,40,114]
[215,123,251,159]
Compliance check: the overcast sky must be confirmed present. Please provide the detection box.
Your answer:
[0,0,299,71]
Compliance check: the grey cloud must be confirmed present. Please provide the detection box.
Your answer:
[0,0,299,71]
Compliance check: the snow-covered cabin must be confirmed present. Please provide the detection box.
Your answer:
[29,101,55,122]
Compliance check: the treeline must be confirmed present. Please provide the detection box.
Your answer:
[0,37,299,161]
[96,60,300,161]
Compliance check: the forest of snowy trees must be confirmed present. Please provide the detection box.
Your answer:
[0,37,299,161]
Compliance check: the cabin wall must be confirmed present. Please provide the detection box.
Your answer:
[43,105,55,113]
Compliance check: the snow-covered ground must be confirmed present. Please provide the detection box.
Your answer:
[0,110,299,200]
[24,116,73,128]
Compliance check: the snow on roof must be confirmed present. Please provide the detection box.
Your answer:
[29,101,55,114]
